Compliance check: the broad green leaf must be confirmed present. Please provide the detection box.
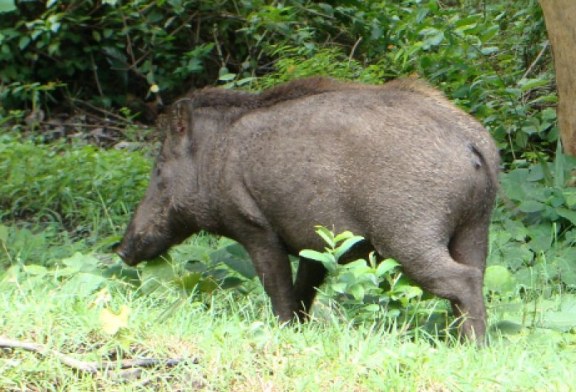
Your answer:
[480,46,499,55]
[0,0,15,13]
[376,259,400,277]
[338,271,356,285]
[392,277,423,298]
[514,266,536,288]
[556,208,576,226]
[315,226,335,248]
[218,73,236,82]
[99,305,130,335]
[499,243,534,271]
[60,272,106,298]
[215,243,256,279]
[500,169,529,201]
[529,166,548,185]
[334,230,355,243]
[363,304,380,313]
[518,78,549,92]
[538,296,576,332]
[419,27,444,49]
[221,256,256,279]
[401,285,423,299]
[527,224,553,253]
[556,255,576,287]
[484,265,515,294]
[198,278,219,294]
[343,259,370,276]
[22,264,48,277]
[220,276,244,290]
[331,282,347,294]
[333,235,364,260]
[61,252,100,273]
[503,219,529,242]
[349,284,365,301]
[562,189,576,209]
[518,200,545,213]
[101,264,140,286]
[174,272,202,294]
[299,249,335,270]
[18,36,30,50]
[140,256,177,294]
[491,320,524,335]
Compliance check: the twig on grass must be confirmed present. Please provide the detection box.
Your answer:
[0,336,194,379]
[71,99,134,125]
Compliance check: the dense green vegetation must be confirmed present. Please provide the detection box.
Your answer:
[1,0,575,389]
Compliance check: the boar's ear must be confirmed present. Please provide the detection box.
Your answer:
[170,99,193,136]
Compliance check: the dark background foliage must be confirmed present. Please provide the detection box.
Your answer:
[1,0,553,158]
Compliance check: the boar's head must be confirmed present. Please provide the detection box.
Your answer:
[116,99,207,266]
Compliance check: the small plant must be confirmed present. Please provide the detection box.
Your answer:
[300,226,423,323]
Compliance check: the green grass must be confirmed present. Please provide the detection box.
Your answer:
[1,132,576,391]
[0,134,152,238]
[1,269,575,392]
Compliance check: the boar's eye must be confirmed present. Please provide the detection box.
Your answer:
[156,178,167,191]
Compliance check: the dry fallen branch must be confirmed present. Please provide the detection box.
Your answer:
[0,336,194,379]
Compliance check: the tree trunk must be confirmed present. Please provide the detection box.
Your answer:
[539,0,576,155]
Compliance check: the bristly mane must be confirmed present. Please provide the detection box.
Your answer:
[180,76,448,112]
[186,77,361,110]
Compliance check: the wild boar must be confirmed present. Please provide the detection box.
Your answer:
[116,77,499,344]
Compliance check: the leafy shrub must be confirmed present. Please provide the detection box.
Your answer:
[489,143,576,293]
[254,0,553,164]
[1,0,555,165]
[2,0,390,112]
[135,235,256,297]
[1,0,218,111]
[300,227,424,324]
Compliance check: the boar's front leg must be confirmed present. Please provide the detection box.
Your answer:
[293,257,327,319]
[242,231,300,322]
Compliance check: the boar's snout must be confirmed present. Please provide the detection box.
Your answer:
[115,243,136,266]
[115,237,144,266]
[115,227,173,266]
[116,209,194,267]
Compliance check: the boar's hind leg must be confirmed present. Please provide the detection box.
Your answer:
[293,258,328,319]
[243,233,300,322]
[448,219,490,345]
[395,245,487,345]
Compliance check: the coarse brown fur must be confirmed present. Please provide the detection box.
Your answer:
[182,77,449,112]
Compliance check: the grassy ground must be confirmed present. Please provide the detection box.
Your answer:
[2,136,576,391]
[1,267,575,392]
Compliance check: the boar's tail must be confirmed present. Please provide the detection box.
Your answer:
[469,143,499,194]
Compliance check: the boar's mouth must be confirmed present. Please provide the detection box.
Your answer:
[115,225,193,266]
[115,231,172,266]
[115,246,149,266]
